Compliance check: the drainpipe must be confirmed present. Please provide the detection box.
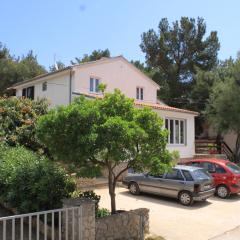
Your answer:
[69,67,73,104]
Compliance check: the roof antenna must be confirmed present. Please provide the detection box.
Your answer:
[54,54,58,71]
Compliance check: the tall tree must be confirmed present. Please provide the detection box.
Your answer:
[206,59,240,161]
[36,90,173,213]
[140,17,220,107]
[0,44,46,94]
[71,49,110,65]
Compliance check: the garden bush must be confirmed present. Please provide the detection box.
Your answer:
[0,144,76,213]
[0,96,48,151]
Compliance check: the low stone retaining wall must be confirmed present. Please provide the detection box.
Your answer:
[96,208,149,240]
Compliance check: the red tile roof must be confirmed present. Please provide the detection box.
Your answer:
[73,92,199,115]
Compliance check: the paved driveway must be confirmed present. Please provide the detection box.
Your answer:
[95,187,240,240]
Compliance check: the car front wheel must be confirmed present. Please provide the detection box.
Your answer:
[179,191,193,206]
[216,185,230,198]
[129,182,140,195]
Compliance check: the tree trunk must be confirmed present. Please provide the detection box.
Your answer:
[108,168,116,214]
[235,132,240,162]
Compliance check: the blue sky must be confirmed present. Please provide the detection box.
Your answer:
[1,0,240,69]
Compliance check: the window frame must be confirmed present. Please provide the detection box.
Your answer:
[136,87,144,100]
[165,117,186,145]
[89,77,101,93]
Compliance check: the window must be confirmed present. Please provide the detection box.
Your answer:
[89,77,100,93]
[202,162,216,173]
[215,164,226,174]
[22,86,34,100]
[42,82,47,91]
[226,163,240,174]
[192,169,211,180]
[136,87,144,100]
[165,169,184,180]
[165,118,186,145]
[182,170,193,181]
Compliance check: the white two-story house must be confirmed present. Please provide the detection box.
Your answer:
[9,56,198,160]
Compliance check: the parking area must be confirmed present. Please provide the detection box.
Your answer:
[95,187,240,240]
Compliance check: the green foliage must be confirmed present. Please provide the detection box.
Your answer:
[140,17,220,107]
[71,190,101,217]
[0,96,48,151]
[0,43,46,94]
[97,208,110,218]
[71,49,110,65]
[0,144,75,213]
[37,89,173,213]
[76,165,102,178]
[206,59,240,160]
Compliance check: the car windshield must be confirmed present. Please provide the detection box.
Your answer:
[191,169,211,180]
[226,163,240,174]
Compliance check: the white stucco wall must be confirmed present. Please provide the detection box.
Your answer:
[15,71,71,108]
[153,109,196,159]
[72,58,159,103]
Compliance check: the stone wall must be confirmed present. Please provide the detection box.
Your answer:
[62,198,95,240]
[96,208,149,240]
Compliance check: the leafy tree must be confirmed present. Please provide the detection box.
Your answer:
[37,90,173,213]
[71,49,110,65]
[206,60,240,161]
[192,59,234,112]
[140,17,220,107]
[0,96,48,151]
[0,43,46,94]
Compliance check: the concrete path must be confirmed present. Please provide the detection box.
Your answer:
[210,226,240,240]
[96,187,240,240]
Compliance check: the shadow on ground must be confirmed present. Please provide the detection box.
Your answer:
[119,190,212,210]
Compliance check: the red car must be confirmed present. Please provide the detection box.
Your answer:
[186,158,240,198]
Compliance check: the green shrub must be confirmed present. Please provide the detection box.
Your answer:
[76,165,102,178]
[0,144,75,213]
[97,208,110,218]
[71,190,101,217]
[0,96,48,151]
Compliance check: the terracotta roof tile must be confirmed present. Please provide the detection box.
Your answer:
[73,92,199,115]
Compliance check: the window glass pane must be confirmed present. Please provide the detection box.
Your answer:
[215,164,226,173]
[165,170,183,180]
[192,169,211,180]
[27,86,34,100]
[140,88,143,100]
[202,162,216,173]
[90,78,94,92]
[22,88,26,97]
[182,170,193,181]
[165,119,168,129]
[170,120,174,144]
[180,120,184,144]
[95,79,100,92]
[226,163,240,174]
[136,87,139,99]
[165,119,169,143]
[42,82,47,91]
[175,120,179,144]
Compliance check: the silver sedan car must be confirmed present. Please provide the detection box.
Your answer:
[123,165,215,206]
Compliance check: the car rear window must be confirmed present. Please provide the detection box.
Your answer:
[182,170,193,181]
[192,169,211,180]
[226,163,240,174]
